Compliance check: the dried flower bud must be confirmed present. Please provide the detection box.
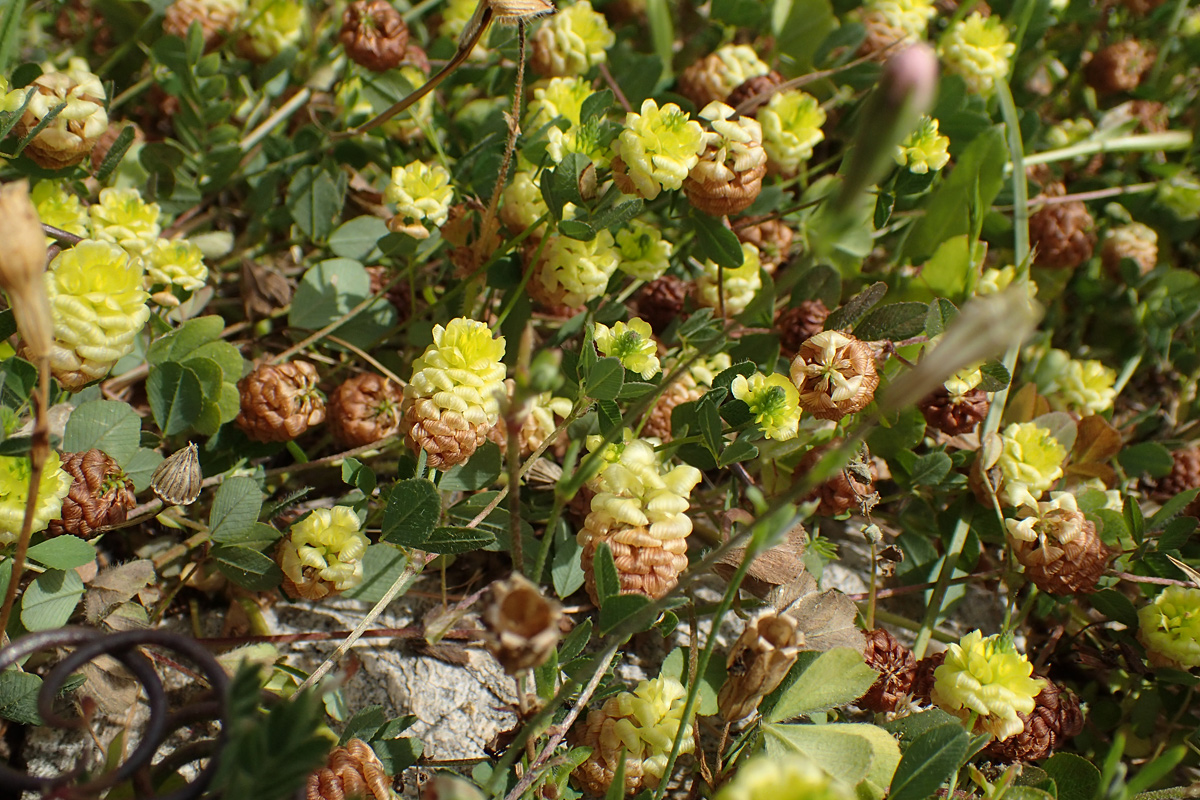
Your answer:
[1029,184,1095,269]
[797,443,878,516]
[0,181,53,361]
[718,611,802,720]
[776,300,829,358]
[931,630,1046,741]
[1005,492,1110,594]
[859,628,918,712]
[984,681,1085,762]
[340,0,410,72]
[725,71,784,115]
[0,453,74,546]
[280,506,369,601]
[47,450,136,539]
[305,738,392,800]
[482,574,563,673]
[151,442,203,506]
[328,373,404,448]
[1137,585,1200,669]
[1086,40,1154,95]
[236,361,326,442]
[1148,446,1200,502]
[920,387,990,436]
[737,218,793,273]
[790,331,880,420]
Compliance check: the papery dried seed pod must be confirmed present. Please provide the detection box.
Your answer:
[151,442,202,506]
[327,373,404,448]
[162,0,243,50]
[340,0,410,72]
[305,738,392,800]
[1029,184,1095,270]
[984,682,1085,762]
[47,450,136,539]
[1085,40,1154,95]
[790,331,880,420]
[718,611,802,720]
[859,628,918,713]
[632,275,689,335]
[482,574,563,673]
[235,361,326,443]
[776,300,829,359]
[737,218,794,273]
[919,387,990,436]
[683,103,769,217]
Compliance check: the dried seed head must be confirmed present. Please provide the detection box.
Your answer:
[0,181,53,361]
[684,102,769,217]
[919,387,990,436]
[718,611,802,720]
[1085,40,1154,95]
[737,217,794,273]
[340,0,410,72]
[236,361,326,442]
[11,58,109,169]
[789,331,880,420]
[305,738,392,800]
[47,449,136,539]
[984,682,1085,762]
[632,274,689,336]
[676,44,770,109]
[327,372,404,448]
[1148,446,1200,502]
[776,300,829,359]
[798,443,878,516]
[1029,183,1095,270]
[1006,492,1111,594]
[151,442,203,506]
[1101,222,1158,277]
[859,628,918,713]
[482,573,563,673]
[163,0,243,51]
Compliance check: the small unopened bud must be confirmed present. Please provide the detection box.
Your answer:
[862,523,883,544]
[482,573,563,673]
[151,442,203,506]
[0,181,53,360]
[718,610,802,720]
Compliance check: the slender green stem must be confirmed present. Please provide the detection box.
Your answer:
[913,514,973,660]
[1019,131,1191,168]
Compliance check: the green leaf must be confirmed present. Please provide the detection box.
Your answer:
[698,397,724,457]
[580,90,614,123]
[146,363,205,435]
[286,164,347,242]
[599,593,654,635]
[888,725,971,800]
[94,124,137,183]
[719,438,759,466]
[1149,488,1200,532]
[26,537,97,570]
[147,316,225,365]
[978,360,1012,392]
[21,569,85,631]
[1118,442,1175,479]
[0,670,42,725]
[541,153,589,219]
[438,441,502,491]
[341,545,409,604]
[882,708,963,745]
[424,526,497,555]
[593,541,620,606]
[557,219,596,241]
[1090,588,1139,628]
[591,199,644,231]
[552,519,586,599]
[62,400,142,466]
[212,545,283,591]
[209,477,265,544]
[124,448,165,493]
[381,479,441,548]
[824,282,888,332]
[762,647,880,722]
[585,357,625,401]
[909,452,952,486]
[559,618,593,663]
[289,258,397,350]
[763,722,901,793]
[184,356,225,398]
[692,213,745,268]
[1042,753,1101,800]
[328,216,389,261]
[925,298,959,337]
[0,0,27,73]
[854,302,929,341]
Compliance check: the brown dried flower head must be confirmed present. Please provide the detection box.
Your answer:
[340,0,410,72]
[482,573,564,674]
[789,331,880,420]
[236,360,326,442]
[633,275,688,336]
[919,387,990,436]
[718,610,803,720]
[328,373,404,448]
[1148,446,1200,502]
[725,71,784,115]
[859,628,918,712]
[984,681,1085,762]
[1029,183,1095,270]
[737,217,794,273]
[1085,40,1154,95]
[798,443,878,516]
[683,102,769,217]
[163,0,242,51]
[305,738,392,800]
[777,300,829,359]
[910,650,945,703]
[1007,495,1111,595]
[47,449,136,539]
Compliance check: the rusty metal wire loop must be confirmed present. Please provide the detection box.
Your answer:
[0,626,231,800]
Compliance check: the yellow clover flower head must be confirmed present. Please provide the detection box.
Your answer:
[615,219,672,281]
[0,453,73,545]
[527,76,592,128]
[145,238,209,296]
[863,0,938,40]
[31,182,89,242]
[996,421,1067,508]
[696,243,762,316]
[1138,585,1200,669]
[594,318,661,379]
[241,0,307,61]
[895,116,951,174]
[931,630,1046,741]
[615,676,695,782]
[1005,491,1085,550]
[89,188,162,257]
[0,75,20,114]
[1029,348,1117,416]
[758,89,827,174]
[939,13,1016,96]
[537,230,621,307]
[386,161,454,238]
[588,438,701,542]
[45,239,151,389]
[731,372,802,441]
[715,754,852,800]
[531,1,615,77]
[614,99,707,200]
[407,317,507,429]
[500,171,548,233]
[281,506,369,593]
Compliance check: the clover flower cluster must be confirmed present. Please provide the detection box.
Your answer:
[932,630,1046,740]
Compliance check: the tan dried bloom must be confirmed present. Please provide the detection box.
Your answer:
[984,682,1085,762]
[1101,222,1157,277]
[10,58,108,170]
[163,0,244,51]
[1085,40,1154,95]
[236,361,327,442]
[1029,183,1095,270]
[738,218,794,273]
[327,373,404,448]
[676,44,771,108]
[47,449,136,539]
[1005,492,1110,595]
[789,331,880,420]
[718,611,802,720]
[684,102,769,217]
[919,387,990,436]
[776,300,829,358]
[482,573,563,674]
[859,628,918,713]
[305,738,392,800]
[340,0,410,72]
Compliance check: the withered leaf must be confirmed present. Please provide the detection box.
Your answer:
[85,560,156,624]
[713,523,807,599]
[79,653,140,714]
[242,259,293,320]
[777,572,865,655]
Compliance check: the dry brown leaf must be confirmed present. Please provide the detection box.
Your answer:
[777,572,866,655]
[85,560,156,624]
[79,653,140,714]
[713,522,807,599]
